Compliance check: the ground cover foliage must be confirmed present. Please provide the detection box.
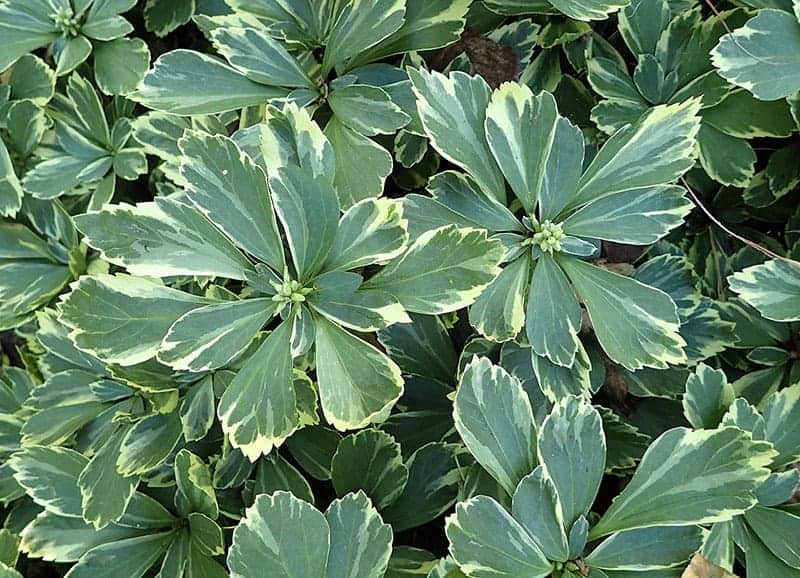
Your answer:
[0,0,799,576]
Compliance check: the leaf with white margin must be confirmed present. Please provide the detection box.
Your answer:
[179,130,285,272]
[59,274,209,366]
[229,491,329,578]
[728,259,800,322]
[527,254,582,367]
[409,69,506,202]
[64,532,175,578]
[324,117,393,209]
[75,197,253,280]
[270,166,340,281]
[364,226,504,315]
[485,84,559,213]
[323,198,408,272]
[548,0,630,21]
[78,428,137,529]
[560,185,691,245]
[584,525,704,571]
[325,491,393,578]
[469,255,529,343]
[711,9,800,101]
[571,99,701,209]
[218,318,297,461]
[328,84,410,136]
[763,382,800,468]
[9,446,87,518]
[446,496,553,578]
[512,467,570,562]
[322,0,406,75]
[538,395,606,527]
[212,26,315,89]
[454,356,537,496]
[158,299,278,372]
[331,430,408,510]
[589,427,776,539]
[350,0,471,66]
[134,50,289,115]
[682,363,735,430]
[0,0,58,74]
[314,314,403,431]
[309,272,409,332]
[117,411,182,475]
[0,139,23,218]
[743,506,800,569]
[558,256,686,371]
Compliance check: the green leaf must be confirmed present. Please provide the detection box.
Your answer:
[559,257,686,371]
[179,130,285,271]
[218,317,297,461]
[512,467,570,562]
[229,491,329,578]
[377,313,458,383]
[763,382,800,468]
[584,526,704,571]
[143,0,195,37]
[589,427,776,539]
[93,38,151,96]
[135,50,289,115]
[744,506,800,568]
[454,357,537,496]
[364,225,503,315]
[446,496,553,578]
[538,396,605,526]
[682,363,735,430]
[270,166,340,280]
[76,197,252,280]
[712,9,800,101]
[324,117,393,209]
[350,0,471,66]
[117,411,182,475]
[9,446,86,517]
[469,255,530,343]
[0,139,22,218]
[60,274,209,366]
[381,443,459,532]
[63,532,174,578]
[254,452,314,504]
[324,198,408,272]
[527,254,582,367]
[409,69,505,201]
[548,0,629,21]
[78,429,137,529]
[572,99,701,209]
[314,314,403,431]
[697,124,757,188]
[331,430,408,510]
[728,260,800,322]
[0,0,58,73]
[55,35,92,76]
[158,298,277,372]
[329,84,410,136]
[325,491,393,578]
[310,272,408,332]
[322,0,406,74]
[174,449,218,519]
[561,185,691,245]
[212,26,315,89]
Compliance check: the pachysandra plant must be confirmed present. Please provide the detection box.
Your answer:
[407,69,700,375]
[0,0,150,94]
[1,2,800,577]
[587,1,796,188]
[60,104,503,459]
[134,0,471,207]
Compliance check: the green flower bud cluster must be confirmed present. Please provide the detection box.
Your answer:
[270,279,313,305]
[532,219,565,254]
[52,7,80,37]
